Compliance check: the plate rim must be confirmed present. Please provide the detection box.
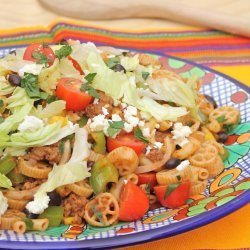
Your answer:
[0,48,249,250]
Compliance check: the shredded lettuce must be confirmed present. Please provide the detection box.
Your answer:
[35,100,66,119]
[0,77,15,95]
[27,126,90,213]
[148,77,197,108]
[0,173,12,189]
[120,54,139,72]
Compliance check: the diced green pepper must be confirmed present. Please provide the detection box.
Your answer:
[90,158,118,194]
[220,147,230,161]
[91,131,106,154]
[7,169,26,185]
[38,206,64,227]
[0,155,16,175]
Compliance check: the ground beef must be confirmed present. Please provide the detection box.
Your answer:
[24,143,61,165]
[22,178,46,190]
[85,92,113,118]
[155,131,168,143]
[62,193,88,224]
[146,148,164,162]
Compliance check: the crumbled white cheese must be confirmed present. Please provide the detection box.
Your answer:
[125,106,137,116]
[18,63,43,77]
[171,122,192,147]
[113,99,120,107]
[0,191,8,216]
[26,195,50,214]
[142,128,150,138]
[112,114,122,121]
[18,116,44,132]
[121,102,128,109]
[154,142,163,149]
[155,124,160,129]
[102,107,109,116]
[145,145,152,155]
[123,122,133,133]
[176,160,190,171]
[89,115,109,132]
[139,120,145,127]
[126,116,139,127]
[93,98,99,104]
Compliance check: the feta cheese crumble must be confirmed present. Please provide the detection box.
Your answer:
[176,160,190,171]
[18,116,44,132]
[154,142,163,149]
[112,114,122,121]
[171,122,192,147]
[142,128,150,138]
[145,145,152,155]
[123,122,133,133]
[89,115,109,132]
[18,63,43,77]
[26,194,50,214]
[102,107,109,116]
[0,191,8,216]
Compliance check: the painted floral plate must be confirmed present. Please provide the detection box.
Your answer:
[0,47,249,250]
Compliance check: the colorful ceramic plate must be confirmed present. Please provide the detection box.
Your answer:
[0,47,249,250]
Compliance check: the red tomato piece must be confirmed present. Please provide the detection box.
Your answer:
[68,56,84,75]
[154,181,191,208]
[23,43,56,67]
[56,78,93,111]
[137,173,157,190]
[119,181,149,221]
[107,133,145,155]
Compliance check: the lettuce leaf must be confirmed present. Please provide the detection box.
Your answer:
[27,126,90,213]
[0,77,15,95]
[120,54,139,71]
[0,173,12,189]
[35,100,66,119]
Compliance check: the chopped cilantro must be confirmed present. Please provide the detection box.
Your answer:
[224,124,235,133]
[21,73,49,99]
[32,51,53,66]
[84,73,97,83]
[164,183,180,200]
[106,57,120,68]
[216,115,227,123]
[176,175,181,181]
[142,71,150,81]
[145,182,151,193]
[0,99,3,109]
[80,84,99,99]
[55,44,72,60]
[78,116,89,128]
[107,121,125,137]
[134,127,149,143]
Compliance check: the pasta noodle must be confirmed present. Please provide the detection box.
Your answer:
[190,180,208,196]
[67,180,93,198]
[13,221,26,234]
[0,210,25,230]
[156,165,192,185]
[190,165,209,181]
[206,119,222,133]
[107,146,139,176]
[31,219,49,231]
[7,198,28,211]
[88,150,105,162]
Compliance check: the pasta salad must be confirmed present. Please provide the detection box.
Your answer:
[0,40,240,234]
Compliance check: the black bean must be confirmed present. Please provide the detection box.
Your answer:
[217,132,229,143]
[8,74,21,86]
[23,208,39,219]
[164,158,181,169]
[204,94,218,108]
[9,50,16,55]
[111,64,126,73]
[87,161,95,168]
[47,191,61,206]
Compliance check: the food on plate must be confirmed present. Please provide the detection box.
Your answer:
[0,40,240,233]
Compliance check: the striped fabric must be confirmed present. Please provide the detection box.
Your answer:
[0,19,250,67]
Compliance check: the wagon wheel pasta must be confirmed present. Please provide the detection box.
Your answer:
[0,40,241,233]
[67,180,93,198]
[209,106,240,125]
[84,193,119,227]
[18,158,52,179]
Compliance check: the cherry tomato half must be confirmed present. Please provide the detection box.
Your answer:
[154,181,191,208]
[56,78,93,111]
[107,133,145,155]
[23,43,56,67]
[137,173,157,190]
[119,181,149,221]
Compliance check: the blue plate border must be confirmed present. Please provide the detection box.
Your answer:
[0,47,249,250]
